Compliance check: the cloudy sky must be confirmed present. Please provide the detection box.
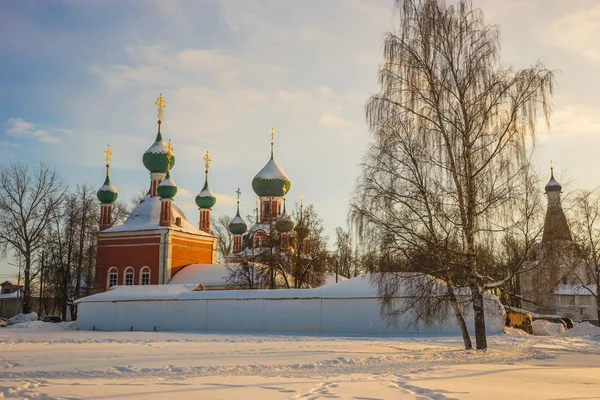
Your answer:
[1,0,600,279]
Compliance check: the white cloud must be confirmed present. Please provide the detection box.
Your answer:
[318,113,352,128]
[546,3,600,62]
[6,118,60,144]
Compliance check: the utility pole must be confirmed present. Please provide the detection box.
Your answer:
[38,251,45,316]
[16,261,22,314]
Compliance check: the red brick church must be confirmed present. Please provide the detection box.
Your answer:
[94,95,218,292]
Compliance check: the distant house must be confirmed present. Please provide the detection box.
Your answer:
[0,281,22,318]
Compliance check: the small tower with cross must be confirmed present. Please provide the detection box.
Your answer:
[229,188,248,253]
[144,95,176,197]
[157,140,178,227]
[196,151,217,233]
[97,145,118,231]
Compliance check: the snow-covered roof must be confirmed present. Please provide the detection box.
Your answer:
[249,222,271,234]
[98,182,117,193]
[198,185,215,198]
[545,174,562,192]
[230,214,246,226]
[76,274,483,304]
[554,284,597,296]
[102,195,211,236]
[322,273,349,286]
[0,287,22,299]
[145,140,169,154]
[169,264,235,286]
[158,176,176,187]
[255,158,289,180]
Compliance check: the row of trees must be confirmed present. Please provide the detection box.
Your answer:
[0,163,129,318]
[212,204,367,290]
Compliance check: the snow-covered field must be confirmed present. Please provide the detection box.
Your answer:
[1,322,600,399]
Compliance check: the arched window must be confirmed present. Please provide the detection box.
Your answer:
[124,267,134,286]
[140,267,151,286]
[107,267,118,288]
[254,231,266,248]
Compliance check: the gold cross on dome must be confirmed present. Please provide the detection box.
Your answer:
[103,145,112,166]
[203,151,212,172]
[155,94,166,122]
[236,188,241,200]
[165,139,174,167]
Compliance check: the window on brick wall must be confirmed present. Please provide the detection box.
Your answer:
[124,267,134,286]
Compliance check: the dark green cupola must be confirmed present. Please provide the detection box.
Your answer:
[143,94,175,174]
[196,151,217,209]
[251,125,291,197]
[97,145,118,204]
[157,171,177,199]
[276,198,295,233]
[229,189,247,235]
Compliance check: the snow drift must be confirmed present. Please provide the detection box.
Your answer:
[532,320,566,336]
[8,312,38,325]
[76,274,505,335]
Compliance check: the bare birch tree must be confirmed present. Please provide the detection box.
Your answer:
[353,0,554,349]
[0,163,64,314]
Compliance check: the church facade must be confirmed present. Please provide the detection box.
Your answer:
[521,168,598,323]
[225,126,297,262]
[94,95,218,292]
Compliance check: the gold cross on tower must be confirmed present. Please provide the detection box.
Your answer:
[103,145,112,166]
[203,151,212,174]
[155,94,166,132]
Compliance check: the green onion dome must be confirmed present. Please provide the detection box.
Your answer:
[229,212,247,235]
[276,204,295,233]
[294,220,309,238]
[157,171,177,199]
[195,180,217,209]
[143,132,175,173]
[97,173,118,204]
[252,157,291,197]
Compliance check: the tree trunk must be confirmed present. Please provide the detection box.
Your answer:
[447,283,472,350]
[22,255,31,314]
[471,284,488,350]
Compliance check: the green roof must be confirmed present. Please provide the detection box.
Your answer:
[97,174,118,204]
[157,172,177,199]
[196,180,217,209]
[143,131,176,173]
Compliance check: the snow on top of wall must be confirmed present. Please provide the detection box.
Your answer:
[169,264,235,286]
[77,273,460,303]
[322,273,349,286]
[103,196,210,236]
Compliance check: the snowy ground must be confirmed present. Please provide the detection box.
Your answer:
[1,322,599,399]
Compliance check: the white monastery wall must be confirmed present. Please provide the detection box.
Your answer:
[77,295,504,335]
